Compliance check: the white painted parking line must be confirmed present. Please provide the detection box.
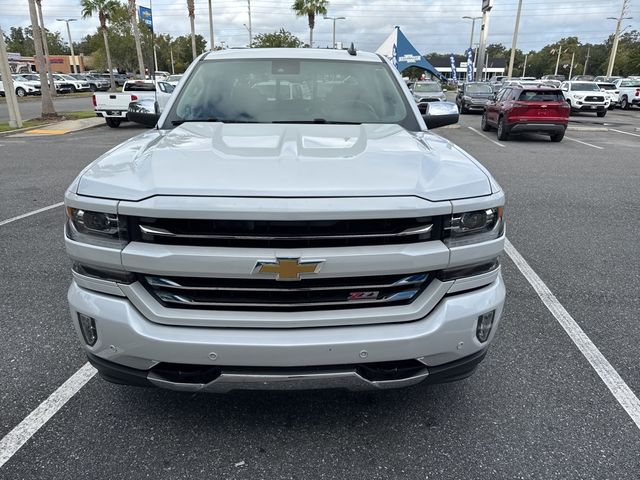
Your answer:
[467,126,506,148]
[610,128,640,138]
[505,239,640,430]
[0,363,96,468]
[0,202,64,227]
[564,136,604,150]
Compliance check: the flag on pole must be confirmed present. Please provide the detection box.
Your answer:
[139,6,153,32]
[466,48,475,81]
[450,54,458,80]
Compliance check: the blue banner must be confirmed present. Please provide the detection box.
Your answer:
[139,6,153,32]
[466,48,475,81]
[449,54,457,80]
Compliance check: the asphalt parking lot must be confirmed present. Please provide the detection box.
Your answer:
[1,110,639,479]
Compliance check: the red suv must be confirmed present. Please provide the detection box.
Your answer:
[481,85,570,142]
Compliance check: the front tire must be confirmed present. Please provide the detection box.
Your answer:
[497,117,510,141]
[90,85,97,92]
[70,86,77,93]
[481,112,491,131]
[105,118,121,128]
[15,87,26,97]
[460,101,468,114]
[550,131,565,142]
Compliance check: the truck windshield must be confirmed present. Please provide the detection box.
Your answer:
[164,59,412,127]
[571,83,600,91]
[414,83,440,92]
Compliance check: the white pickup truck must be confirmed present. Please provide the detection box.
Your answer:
[613,78,640,110]
[65,48,505,393]
[93,80,174,128]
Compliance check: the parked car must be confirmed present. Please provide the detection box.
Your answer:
[561,81,609,116]
[594,75,622,83]
[54,74,91,93]
[64,48,506,393]
[0,74,41,97]
[92,80,174,127]
[166,74,183,86]
[455,82,493,113]
[571,75,595,81]
[596,82,620,109]
[152,71,171,81]
[71,74,110,92]
[612,78,640,110]
[411,81,446,103]
[541,74,565,81]
[96,73,128,87]
[482,84,570,142]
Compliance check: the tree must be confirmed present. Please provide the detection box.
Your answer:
[81,0,119,91]
[26,0,56,118]
[251,29,304,48]
[187,0,196,60]
[292,0,328,48]
[128,0,145,78]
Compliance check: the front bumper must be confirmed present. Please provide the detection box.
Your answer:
[68,274,505,391]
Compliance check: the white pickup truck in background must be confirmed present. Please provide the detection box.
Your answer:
[92,80,174,128]
[613,78,640,110]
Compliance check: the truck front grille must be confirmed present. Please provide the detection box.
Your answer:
[131,216,440,248]
[584,96,604,102]
[140,272,431,311]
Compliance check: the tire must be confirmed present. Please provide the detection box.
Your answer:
[596,110,607,118]
[620,96,629,110]
[460,101,468,114]
[550,131,565,142]
[70,86,77,93]
[15,87,26,97]
[481,112,491,131]
[497,117,510,141]
[105,118,121,128]
[90,85,97,92]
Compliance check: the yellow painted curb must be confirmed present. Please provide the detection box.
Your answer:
[26,129,70,135]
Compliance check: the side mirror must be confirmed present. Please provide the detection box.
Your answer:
[127,98,160,127]
[420,101,459,129]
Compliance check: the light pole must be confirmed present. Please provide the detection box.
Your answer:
[507,0,522,79]
[207,0,214,51]
[323,15,346,49]
[57,18,77,73]
[462,16,482,50]
[247,0,253,47]
[606,0,632,77]
[243,24,252,47]
[475,0,494,82]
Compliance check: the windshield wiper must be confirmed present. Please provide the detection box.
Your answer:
[271,119,362,125]
[171,119,258,125]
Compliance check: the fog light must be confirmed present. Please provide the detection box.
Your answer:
[476,311,495,343]
[78,313,98,346]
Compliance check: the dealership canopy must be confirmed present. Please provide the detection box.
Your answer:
[376,26,444,80]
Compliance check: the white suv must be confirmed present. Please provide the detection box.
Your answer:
[54,74,91,93]
[0,74,41,97]
[561,81,609,117]
[64,48,506,393]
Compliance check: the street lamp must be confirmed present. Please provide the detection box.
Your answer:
[323,15,346,49]
[243,24,252,47]
[606,14,633,76]
[462,16,482,50]
[56,18,77,73]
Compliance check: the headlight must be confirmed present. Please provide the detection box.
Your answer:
[444,207,504,247]
[65,207,128,247]
[463,95,472,101]
[574,94,584,99]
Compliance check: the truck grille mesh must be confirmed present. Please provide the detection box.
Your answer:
[140,272,431,311]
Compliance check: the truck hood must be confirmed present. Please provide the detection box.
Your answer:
[76,123,492,202]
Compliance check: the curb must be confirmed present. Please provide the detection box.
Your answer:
[3,117,104,138]
[0,122,57,137]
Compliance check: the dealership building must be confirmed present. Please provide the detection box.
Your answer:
[7,52,86,75]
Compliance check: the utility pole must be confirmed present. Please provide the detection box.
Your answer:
[463,16,482,50]
[247,0,252,47]
[0,27,23,128]
[475,0,493,82]
[507,0,522,79]
[126,1,145,79]
[57,19,77,73]
[568,51,575,79]
[606,0,632,77]
[554,45,562,75]
[208,0,214,50]
[324,15,346,48]
[27,0,56,118]
[170,47,175,74]
[35,0,56,96]
[522,53,528,77]
[583,46,591,75]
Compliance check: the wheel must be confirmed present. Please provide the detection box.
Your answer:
[460,101,468,114]
[496,117,510,141]
[15,87,26,97]
[566,100,574,115]
[90,85,97,92]
[70,85,77,93]
[596,110,607,118]
[105,118,121,128]
[620,96,629,110]
[481,112,491,131]
[550,131,565,142]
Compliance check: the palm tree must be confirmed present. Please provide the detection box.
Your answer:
[81,0,119,91]
[187,0,197,60]
[292,0,328,48]
[128,0,145,78]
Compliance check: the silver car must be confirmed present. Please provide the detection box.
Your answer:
[411,81,447,103]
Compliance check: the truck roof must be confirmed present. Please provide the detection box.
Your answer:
[201,48,382,63]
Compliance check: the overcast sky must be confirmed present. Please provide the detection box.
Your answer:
[1,0,639,54]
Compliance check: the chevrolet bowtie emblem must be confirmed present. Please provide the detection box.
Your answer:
[254,258,324,281]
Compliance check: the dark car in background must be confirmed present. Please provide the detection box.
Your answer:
[456,82,494,113]
[71,74,110,92]
[482,85,570,142]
